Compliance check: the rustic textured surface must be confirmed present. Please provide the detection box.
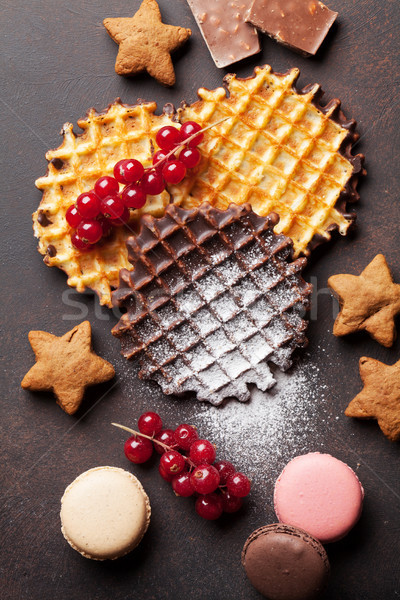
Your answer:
[1,1,399,599]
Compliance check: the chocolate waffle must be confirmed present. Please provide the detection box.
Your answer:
[33,100,174,306]
[170,65,365,257]
[112,203,312,405]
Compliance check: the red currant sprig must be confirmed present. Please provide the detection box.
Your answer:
[150,117,229,179]
[112,408,251,521]
[67,116,230,251]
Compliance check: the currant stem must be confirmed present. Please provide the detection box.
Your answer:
[149,115,232,172]
[112,422,169,450]
[112,422,196,468]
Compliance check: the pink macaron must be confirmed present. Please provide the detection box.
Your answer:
[274,452,364,544]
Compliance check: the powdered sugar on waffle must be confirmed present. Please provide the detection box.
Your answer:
[113,204,312,405]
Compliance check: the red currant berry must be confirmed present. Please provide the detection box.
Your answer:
[179,147,201,169]
[221,490,243,514]
[195,493,223,520]
[154,429,177,454]
[76,191,101,219]
[114,160,129,184]
[99,217,112,237]
[180,121,204,147]
[172,472,194,497]
[140,170,165,195]
[159,463,174,482]
[76,220,103,244]
[173,424,198,451]
[138,411,163,437]
[121,184,146,209]
[124,435,153,464]
[189,439,216,465]
[214,460,236,485]
[152,149,170,170]
[226,472,251,498]
[156,126,181,151]
[114,159,144,184]
[190,464,220,495]
[66,204,82,228]
[159,450,186,476]
[162,160,187,184]
[71,232,91,251]
[100,195,125,219]
[94,175,119,199]
[110,205,130,226]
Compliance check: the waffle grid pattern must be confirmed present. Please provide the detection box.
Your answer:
[171,65,357,257]
[113,203,312,405]
[34,101,175,306]
[33,67,362,306]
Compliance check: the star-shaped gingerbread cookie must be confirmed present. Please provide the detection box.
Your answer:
[328,254,400,347]
[21,321,115,415]
[103,0,191,86]
[345,356,400,441]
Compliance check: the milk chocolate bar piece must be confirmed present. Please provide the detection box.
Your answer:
[186,0,260,68]
[245,0,337,56]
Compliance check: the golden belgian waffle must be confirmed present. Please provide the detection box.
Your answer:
[34,66,364,306]
[34,100,175,307]
[171,65,365,257]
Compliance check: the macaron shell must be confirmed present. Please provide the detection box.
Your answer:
[242,523,330,600]
[60,466,151,560]
[274,453,364,544]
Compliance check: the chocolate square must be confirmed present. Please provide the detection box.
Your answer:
[246,0,337,55]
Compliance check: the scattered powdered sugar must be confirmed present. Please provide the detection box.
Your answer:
[117,349,328,511]
[189,360,328,508]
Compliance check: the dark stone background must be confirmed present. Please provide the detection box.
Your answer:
[0,1,399,599]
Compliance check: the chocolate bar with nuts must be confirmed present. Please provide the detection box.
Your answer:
[186,0,260,68]
[245,0,337,56]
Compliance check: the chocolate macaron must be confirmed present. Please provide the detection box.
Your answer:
[60,466,151,560]
[242,524,330,600]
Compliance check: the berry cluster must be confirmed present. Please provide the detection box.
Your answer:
[113,412,251,521]
[66,121,204,251]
